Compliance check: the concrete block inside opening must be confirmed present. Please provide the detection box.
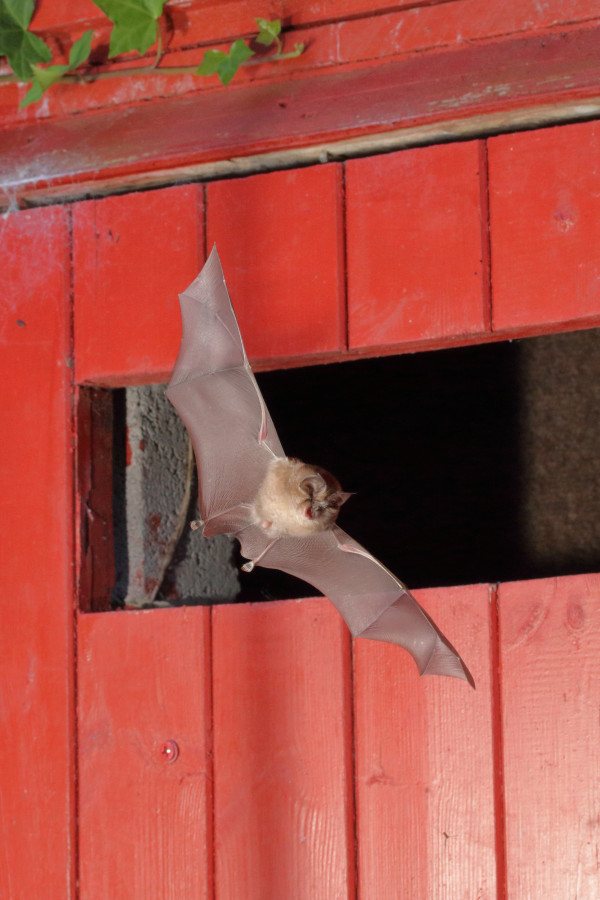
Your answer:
[114,383,240,608]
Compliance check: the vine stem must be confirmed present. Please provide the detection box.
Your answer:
[0,45,304,87]
[152,27,163,69]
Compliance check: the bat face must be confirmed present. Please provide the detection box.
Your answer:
[253,457,350,538]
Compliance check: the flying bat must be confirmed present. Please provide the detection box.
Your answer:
[166,247,474,687]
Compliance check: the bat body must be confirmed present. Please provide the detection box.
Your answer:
[166,247,474,687]
[253,457,349,538]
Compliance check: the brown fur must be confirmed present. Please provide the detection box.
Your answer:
[253,457,349,538]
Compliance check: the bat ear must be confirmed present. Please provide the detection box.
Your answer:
[334,491,354,507]
[300,474,327,498]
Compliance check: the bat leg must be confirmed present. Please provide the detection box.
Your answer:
[241,538,279,572]
[190,519,204,531]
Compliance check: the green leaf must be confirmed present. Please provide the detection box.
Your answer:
[19,79,43,107]
[196,48,225,78]
[196,39,254,86]
[91,0,166,57]
[254,17,281,47]
[0,0,52,80]
[20,63,66,106]
[68,29,94,69]
[19,31,94,108]
[230,38,255,62]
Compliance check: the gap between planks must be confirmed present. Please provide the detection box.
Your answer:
[8,96,600,212]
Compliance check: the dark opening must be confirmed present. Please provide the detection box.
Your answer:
[256,342,520,591]
[86,328,600,610]
[255,329,600,591]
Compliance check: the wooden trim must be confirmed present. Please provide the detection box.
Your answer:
[2,24,600,209]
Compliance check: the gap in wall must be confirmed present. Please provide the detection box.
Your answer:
[82,328,600,610]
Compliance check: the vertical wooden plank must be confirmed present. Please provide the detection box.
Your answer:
[78,607,213,900]
[489,121,600,332]
[499,575,600,899]
[0,206,75,899]
[346,141,488,349]
[212,597,355,899]
[354,584,497,898]
[73,184,202,385]
[207,165,345,362]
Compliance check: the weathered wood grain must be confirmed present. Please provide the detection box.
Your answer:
[346,141,488,350]
[3,25,600,208]
[72,184,202,385]
[78,607,213,900]
[499,575,600,900]
[212,597,355,899]
[0,206,75,899]
[207,165,345,362]
[489,121,600,332]
[354,584,497,899]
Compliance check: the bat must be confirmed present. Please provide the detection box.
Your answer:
[166,247,474,687]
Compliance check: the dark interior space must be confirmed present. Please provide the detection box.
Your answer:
[254,341,522,593]
[250,328,600,595]
[106,329,600,604]
[111,387,129,606]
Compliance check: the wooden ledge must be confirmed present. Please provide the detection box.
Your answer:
[1,24,600,208]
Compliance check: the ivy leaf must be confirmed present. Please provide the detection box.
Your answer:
[20,65,62,106]
[91,0,166,57]
[254,18,281,48]
[67,29,94,69]
[196,49,225,77]
[0,0,52,80]
[20,30,93,108]
[196,38,254,86]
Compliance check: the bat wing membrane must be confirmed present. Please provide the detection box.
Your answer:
[166,247,284,529]
[237,524,474,686]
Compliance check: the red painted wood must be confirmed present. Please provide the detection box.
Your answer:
[212,597,355,899]
[4,2,598,128]
[73,184,202,385]
[0,206,75,899]
[78,607,213,899]
[490,121,600,332]
[346,141,488,349]
[354,584,497,898]
[30,0,426,33]
[3,25,600,207]
[335,1,600,62]
[499,575,600,899]
[29,0,600,43]
[207,165,345,361]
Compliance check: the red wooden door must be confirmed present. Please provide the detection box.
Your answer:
[70,126,599,899]
[3,125,600,900]
[2,4,600,899]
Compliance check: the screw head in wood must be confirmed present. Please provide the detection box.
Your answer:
[160,740,179,762]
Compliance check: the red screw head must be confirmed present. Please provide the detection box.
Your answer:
[160,740,179,762]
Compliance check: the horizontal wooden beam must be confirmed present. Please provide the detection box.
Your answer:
[2,24,600,209]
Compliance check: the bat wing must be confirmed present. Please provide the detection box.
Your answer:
[167,248,472,686]
[236,523,474,686]
[166,247,284,534]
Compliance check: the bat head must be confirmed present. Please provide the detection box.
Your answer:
[253,457,351,538]
[300,471,351,528]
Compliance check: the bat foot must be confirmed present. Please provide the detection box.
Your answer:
[240,538,279,574]
[190,519,204,531]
